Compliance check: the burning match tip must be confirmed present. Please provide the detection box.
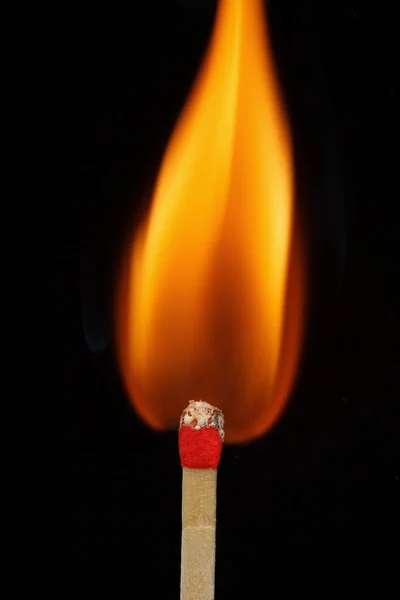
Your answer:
[179,401,224,469]
[180,400,225,440]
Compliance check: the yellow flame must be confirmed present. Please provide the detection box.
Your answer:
[116,0,305,442]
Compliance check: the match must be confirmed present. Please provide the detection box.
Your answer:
[179,401,224,600]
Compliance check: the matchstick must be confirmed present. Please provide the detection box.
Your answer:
[179,401,224,600]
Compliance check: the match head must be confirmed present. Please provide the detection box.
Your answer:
[179,400,224,469]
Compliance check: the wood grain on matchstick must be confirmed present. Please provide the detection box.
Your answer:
[181,467,217,600]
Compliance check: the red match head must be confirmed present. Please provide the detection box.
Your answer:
[178,401,224,469]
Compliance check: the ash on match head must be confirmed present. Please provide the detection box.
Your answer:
[179,401,224,470]
[180,400,225,441]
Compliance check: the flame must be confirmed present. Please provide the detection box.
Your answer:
[116,0,305,442]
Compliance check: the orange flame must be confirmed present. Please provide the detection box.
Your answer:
[116,0,306,442]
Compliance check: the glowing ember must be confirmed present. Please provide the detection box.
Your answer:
[116,0,306,442]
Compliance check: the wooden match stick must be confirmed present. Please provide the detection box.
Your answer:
[179,401,224,600]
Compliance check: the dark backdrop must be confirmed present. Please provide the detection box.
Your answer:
[13,0,400,595]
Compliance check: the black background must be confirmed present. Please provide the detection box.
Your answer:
[14,0,400,595]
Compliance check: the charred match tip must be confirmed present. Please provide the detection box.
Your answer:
[179,401,224,469]
[180,400,225,440]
